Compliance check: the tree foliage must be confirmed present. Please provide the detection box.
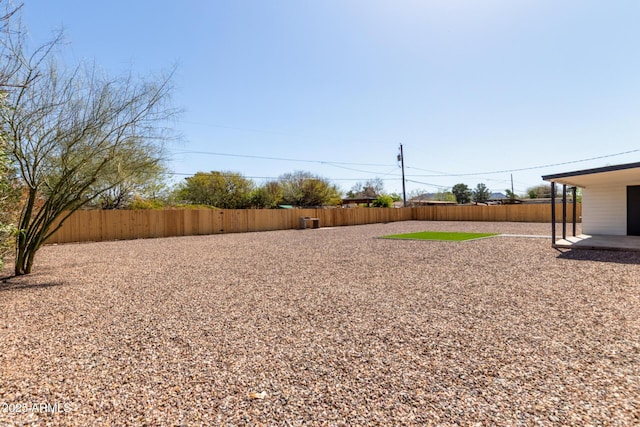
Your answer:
[505,189,518,200]
[451,183,471,204]
[433,191,456,202]
[526,184,552,199]
[472,183,491,203]
[371,194,393,208]
[1,20,176,275]
[279,171,342,207]
[87,145,168,209]
[0,143,19,270]
[388,192,403,202]
[408,189,456,205]
[347,178,385,198]
[175,171,254,209]
[250,181,283,209]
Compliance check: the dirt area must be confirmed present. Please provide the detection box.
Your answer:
[1,221,638,426]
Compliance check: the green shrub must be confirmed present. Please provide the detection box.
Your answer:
[372,195,393,208]
[128,196,165,210]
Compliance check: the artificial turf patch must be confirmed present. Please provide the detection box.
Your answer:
[381,231,499,241]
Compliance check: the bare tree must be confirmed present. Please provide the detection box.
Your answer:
[347,178,385,198]
[1,26,176,274]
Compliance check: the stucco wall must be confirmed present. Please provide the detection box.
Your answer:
[582,184,626,235]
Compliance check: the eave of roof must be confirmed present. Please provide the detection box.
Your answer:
[542,161,640,188]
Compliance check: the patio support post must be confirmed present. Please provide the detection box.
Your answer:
[551,182,556,245]
[572,186,577,237]
[562,184,567,240]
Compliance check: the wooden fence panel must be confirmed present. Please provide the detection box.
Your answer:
[145,210,160,238]
[200,210,215,235]
[45,204,581,244]
[412,204,581,223]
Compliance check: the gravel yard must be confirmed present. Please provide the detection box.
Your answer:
[1,221,639,426]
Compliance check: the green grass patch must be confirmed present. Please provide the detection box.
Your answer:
[381,231,499,241]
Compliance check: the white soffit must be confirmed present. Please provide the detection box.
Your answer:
[542,162,640,188]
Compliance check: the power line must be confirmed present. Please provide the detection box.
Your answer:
[169,147,640,191]
[171,150,396,168]
[406,148,640,177]
[322,163,401,175]
[165,171,399,182]
[405,179,452,190]
[173,148,640,177]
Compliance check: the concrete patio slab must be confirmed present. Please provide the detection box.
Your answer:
[554,234,640,251]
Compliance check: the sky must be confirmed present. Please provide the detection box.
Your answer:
[21,0,640,196]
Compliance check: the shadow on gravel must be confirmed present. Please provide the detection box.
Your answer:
[0,275,65,292]
[556,249,640,265]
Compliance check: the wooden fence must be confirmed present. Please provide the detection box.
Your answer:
[45,203,581,244]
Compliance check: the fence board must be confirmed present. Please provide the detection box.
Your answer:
[45,203,581,244]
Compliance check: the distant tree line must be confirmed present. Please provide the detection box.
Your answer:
[170,174,406,209]
[447,182,553,204]
[171,170,343,209]
[88,173,558,211]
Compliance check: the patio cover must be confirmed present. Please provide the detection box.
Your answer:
[542,161,640,250]
[542,161,640,188]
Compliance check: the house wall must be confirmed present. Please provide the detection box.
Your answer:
[582,184,627,235]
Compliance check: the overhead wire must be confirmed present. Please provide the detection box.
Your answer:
[406,148,640,177]
[169,147,640,190]
[164,171,389,182]
[321,162,401,176]
[171,150,396,167]
[172,147,640,177]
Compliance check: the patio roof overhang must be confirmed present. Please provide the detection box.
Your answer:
[542,161,640,250]
[542,161,640,188]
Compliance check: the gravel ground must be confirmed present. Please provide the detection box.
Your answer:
[1,221,639,426]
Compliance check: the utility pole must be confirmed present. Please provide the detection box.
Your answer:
[398,144,407,207]
[511,174,514,200]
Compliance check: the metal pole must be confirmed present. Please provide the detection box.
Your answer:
[399,144,407,207]
[572,186,577,236]
[562,184,567,240]
[511,174,514,200]
[551,182,556,245]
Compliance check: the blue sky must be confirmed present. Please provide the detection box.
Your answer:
[23,1,640,196]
